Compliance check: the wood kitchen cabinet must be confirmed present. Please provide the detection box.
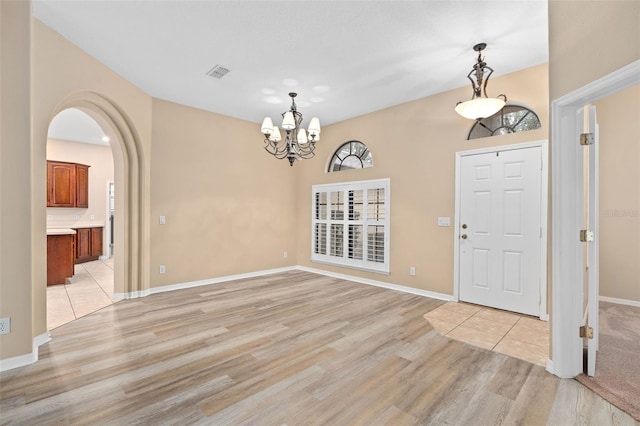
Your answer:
[75,164,89,208]
[47,161,90,208]
[47,234,75,285]
[74,227,103,264]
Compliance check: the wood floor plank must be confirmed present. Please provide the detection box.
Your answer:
[1,271,636,425]
[376,405,420,426]
[485,355,535,400]
[501,365,559,425]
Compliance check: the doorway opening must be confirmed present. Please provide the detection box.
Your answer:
[550,60,639,379]
[43,91,147,332]
[572,85,640,418]
[46,108,116,329]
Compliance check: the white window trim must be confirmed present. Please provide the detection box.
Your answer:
[311,178,390,274]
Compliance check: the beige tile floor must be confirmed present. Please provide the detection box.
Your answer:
[424,301,550,367]
[47,258,115,330]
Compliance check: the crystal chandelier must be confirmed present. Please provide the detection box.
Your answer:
[455,43,507,120]
[261,92,321,166]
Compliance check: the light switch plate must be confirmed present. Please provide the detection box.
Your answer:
[437,217,451,227]
[0,317,10,335]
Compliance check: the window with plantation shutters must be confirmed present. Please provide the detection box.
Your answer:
[312,178,390,274]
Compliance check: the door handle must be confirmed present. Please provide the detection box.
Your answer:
[462,224,467,229]
[461,234,468,239]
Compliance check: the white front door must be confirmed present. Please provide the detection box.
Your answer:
[458,146,543,316]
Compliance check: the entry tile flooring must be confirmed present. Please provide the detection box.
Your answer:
[423,301,550,367]
[47,258,115,330]
[47,263,550,367]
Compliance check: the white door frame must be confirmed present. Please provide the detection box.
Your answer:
[549,60,639,379]
[453,140,549,320]
[586,105,600,376]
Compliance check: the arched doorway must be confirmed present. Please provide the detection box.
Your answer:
[46,108,115,327]
[45,92,146,309]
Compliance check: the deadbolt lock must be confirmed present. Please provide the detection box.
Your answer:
[462,224,467,229]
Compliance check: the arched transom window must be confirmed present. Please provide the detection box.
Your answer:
[328,140,373,172]
[468,104,541,140]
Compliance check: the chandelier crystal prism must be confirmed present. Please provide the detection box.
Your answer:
[261,92,321,166]
[455,43,507,120]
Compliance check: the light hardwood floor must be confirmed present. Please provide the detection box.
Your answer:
[1,271,637,425]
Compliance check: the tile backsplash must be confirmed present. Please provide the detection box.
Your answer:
[46,210,105,228]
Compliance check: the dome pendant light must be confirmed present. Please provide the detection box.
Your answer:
[455,43,507,120]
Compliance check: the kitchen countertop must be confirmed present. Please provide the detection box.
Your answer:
[47,221,105,229]
[47,228,77,236]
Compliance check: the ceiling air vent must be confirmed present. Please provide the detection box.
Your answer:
[206,64,230,79]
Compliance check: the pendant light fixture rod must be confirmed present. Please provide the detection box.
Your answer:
[455,42,507,121]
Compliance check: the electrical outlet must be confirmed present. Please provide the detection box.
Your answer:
[409,266,416,276]
[90,214,95,220]
[159,265,166,274]
[283,251,288,258]
[0,317,10,335]
[75,215,80,220]
[47,215,54,220]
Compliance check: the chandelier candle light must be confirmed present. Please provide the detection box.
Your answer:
[455,43,507,120]
[261,92,321,166]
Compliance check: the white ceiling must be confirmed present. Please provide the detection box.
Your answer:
[48,108,109,145]
[34,0,548,140]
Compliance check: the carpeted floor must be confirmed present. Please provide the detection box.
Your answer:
[576,301,640,422]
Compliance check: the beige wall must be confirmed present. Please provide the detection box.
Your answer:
[549,0,640,100]
[595,85,640,302]
[548,1,640,305]
[0,1,33,359]
[30,18,154,344]
[1,11,301,364]
[295,64,549,296]
[0,16,155,362]
[46,139,114,228]
[150,99,297,286]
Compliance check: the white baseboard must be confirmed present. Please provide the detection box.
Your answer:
[0,332,51,372]
[545,358,554,375]
[112,289,151,300]
[296,265,455,302]
[150,266,298,296]
[113,266,298,299]
[113,265,454,303]
[599,296,640,308]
